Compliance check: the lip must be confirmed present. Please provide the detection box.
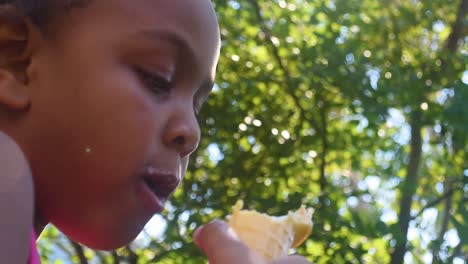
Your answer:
[138,166,180,214]
[138,180,165,213]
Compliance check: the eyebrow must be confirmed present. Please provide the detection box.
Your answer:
[135,29,197,65]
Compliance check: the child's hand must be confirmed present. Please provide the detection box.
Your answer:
[193,220,311,264]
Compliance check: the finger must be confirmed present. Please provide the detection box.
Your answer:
[193,220,264,264]
[193,220,236,251]
[271,255,312,264]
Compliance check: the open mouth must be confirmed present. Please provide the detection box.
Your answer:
[144,177,168,202]
[142,169,180,203]
[138,166,181,213]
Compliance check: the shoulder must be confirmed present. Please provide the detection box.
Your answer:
[0,132,32,189]
[0,131,34,264]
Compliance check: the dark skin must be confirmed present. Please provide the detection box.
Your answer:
[0,1,310,263]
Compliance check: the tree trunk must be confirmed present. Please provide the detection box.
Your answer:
[318,97,329,195]
[431,180,453,264]
[111,251,120,264]
[126,245,139,264]
[390,110,423,264]
[446,0,468,52]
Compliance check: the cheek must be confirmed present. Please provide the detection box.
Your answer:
[36,60,158,180]
[81,74,157,168]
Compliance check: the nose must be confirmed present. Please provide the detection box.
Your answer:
[163,106,200,158]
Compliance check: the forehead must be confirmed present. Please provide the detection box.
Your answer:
[56,0,220,72]
[108,0,220,37]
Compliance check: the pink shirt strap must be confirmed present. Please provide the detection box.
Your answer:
[28,230,41,264]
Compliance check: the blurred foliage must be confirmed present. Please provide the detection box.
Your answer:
[40,0,467,263]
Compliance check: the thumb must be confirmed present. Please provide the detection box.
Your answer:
[193,220,264,264]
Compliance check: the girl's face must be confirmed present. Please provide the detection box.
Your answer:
[21,0,220,249]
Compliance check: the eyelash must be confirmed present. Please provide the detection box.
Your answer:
[136,68,173,95]
[136,68,204,119]
[193,101,202,117]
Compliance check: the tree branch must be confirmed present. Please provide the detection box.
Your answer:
[390,1,467,262]
[411,187,456,220]
[445,0,468,52]
[111,250,120,264]
[391,110,423,264]
[125,245,138,264]
[430,180,454,264]
[318,92,329,195]
[246,0,330,197]
[69,240,88,264]
[246,0,323,136]
[445,242,463,263]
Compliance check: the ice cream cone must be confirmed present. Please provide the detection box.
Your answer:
[228,201,313,261]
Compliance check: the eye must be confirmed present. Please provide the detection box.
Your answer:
[136,68,173,95]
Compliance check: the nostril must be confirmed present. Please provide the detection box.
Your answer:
[165,120,200,156]
[173,135,185,147]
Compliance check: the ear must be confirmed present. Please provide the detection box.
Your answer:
[0,5,33,110]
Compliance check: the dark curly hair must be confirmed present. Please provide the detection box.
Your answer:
[0,0,88,27]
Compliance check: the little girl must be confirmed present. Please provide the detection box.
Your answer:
[0,0,310,263]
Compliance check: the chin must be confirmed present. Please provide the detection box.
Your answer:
[61,224,145,251]
[75,232,140,251]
